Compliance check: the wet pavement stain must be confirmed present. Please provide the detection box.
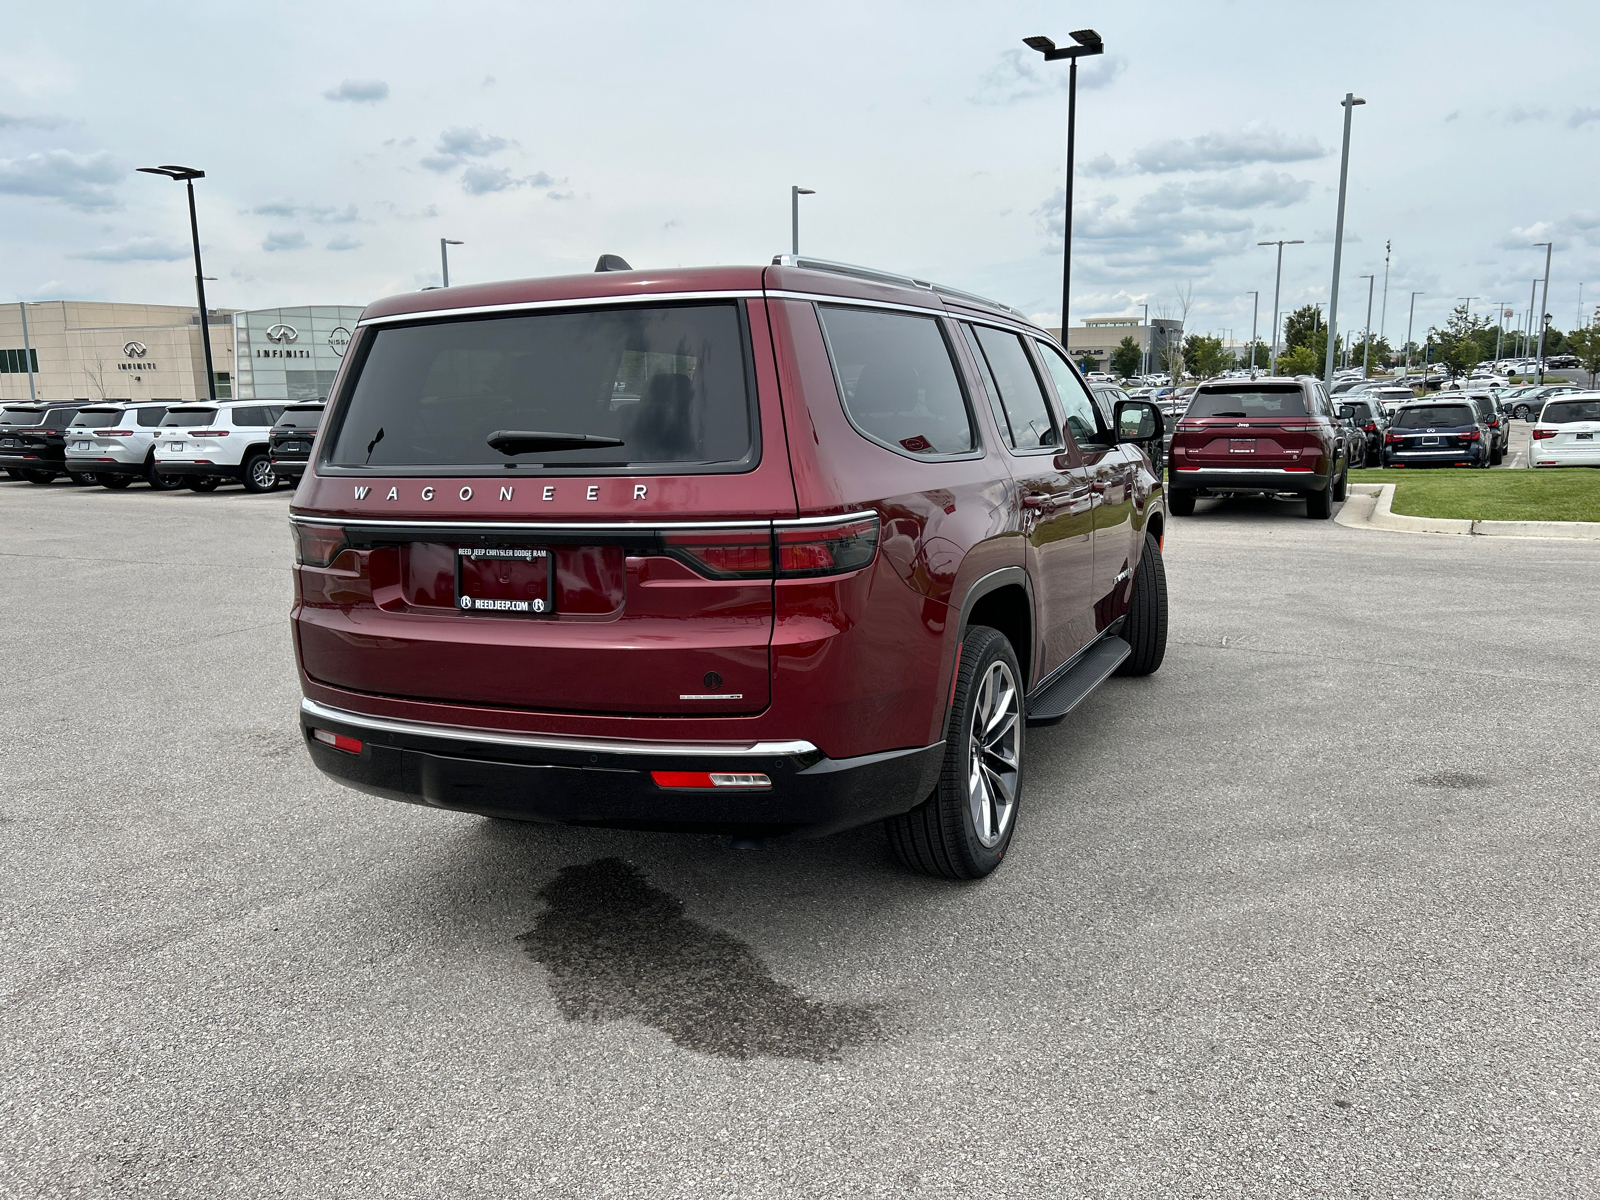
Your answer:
[1412,771,1494,789]
[519,857,885,1061]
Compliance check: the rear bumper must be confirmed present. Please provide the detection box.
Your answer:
[66,456,147,476]
[1168,466,1327,493]
[1384,448,1485,466]
[154,460,244,479]
[299,698,944,839]
[0,452,62,470]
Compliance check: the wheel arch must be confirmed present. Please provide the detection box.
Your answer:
[956,567,1034,691]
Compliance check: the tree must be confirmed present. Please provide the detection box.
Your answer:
[1078,354,1098,373]
[1183,333,1230,380]
[1348,335,1394,373]
[1283,304,1324,352]
[1566,322,1600,387]
[1429,303,1485,381]
[1236,339,1269,371]
[1276,345,1322,376]
[1111,335,1143,379]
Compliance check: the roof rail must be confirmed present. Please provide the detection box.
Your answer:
[770,254,1031,323]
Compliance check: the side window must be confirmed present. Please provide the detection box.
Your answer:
[963,324,1061,452]
[815,305,975,457]
[136,407,166,427]
[1033,340,1106,447]
[233,406,265,427]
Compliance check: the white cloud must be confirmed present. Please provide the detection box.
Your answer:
[461,166,557,197]
[0,112,69,131]
[70,236,189,262]
[1504,106,1548,123]
[323,79,389,103]
[0,149,121,210]
[1568,108,1600,128]
[969,48,1126,105]
[262,231,309,252]
[1088,129,1326,177]
[326,234,362,251]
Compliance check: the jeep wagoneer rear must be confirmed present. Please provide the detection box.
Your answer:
[293,259,1169,876]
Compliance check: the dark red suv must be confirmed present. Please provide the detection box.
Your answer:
[291,256,1170,877]
[1167,378,1351,518]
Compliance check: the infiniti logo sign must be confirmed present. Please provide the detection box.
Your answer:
[123,341,147,358]
[265,324,300,344]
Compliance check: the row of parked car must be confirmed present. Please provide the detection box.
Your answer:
[0,399,327,491]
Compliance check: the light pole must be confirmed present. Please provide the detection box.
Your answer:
[1493,302,1508,365]
[1246,290,1260,378]
[1359,274,1375,377]
[137,164,217,402]
[1457,296,1479,323]
[1379,239,1391,343]
[1323,92,1366,389]
[790,187,815,255]
[17,303,36,400]
[1258,238,1302,376]
[1527,279,1539,362]
[1140,302,1149,378]
[1025,29,1105,336]
[440,238,463,288]
[1534,241,1553,381]
[1405,291,1423,378]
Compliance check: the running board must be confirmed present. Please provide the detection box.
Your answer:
[1024,636,1131,726]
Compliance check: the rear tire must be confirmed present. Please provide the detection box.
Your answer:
[146,463,185,490]
[96,473,133,489]
[1168,490,1196,516]
[242,454,276,493]
[886,626,1023,881]
[1115,532,1167,677]
[1305,478,1333,519]
[1514,404,1530,420]
[68,471,98,486]
[186,477,220,492]
[1490,446,1504,465]
[1332,466,1348,501]
[22,469,56,485]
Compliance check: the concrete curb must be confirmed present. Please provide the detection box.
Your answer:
[1337,484,1600,540]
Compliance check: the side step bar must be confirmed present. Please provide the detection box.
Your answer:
[1024,636,1131,726]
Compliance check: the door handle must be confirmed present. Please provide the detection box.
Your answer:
[1021,493,1055,510]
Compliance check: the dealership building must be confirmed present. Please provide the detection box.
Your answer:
[1047,317,1185,376]
[0,301,365,406]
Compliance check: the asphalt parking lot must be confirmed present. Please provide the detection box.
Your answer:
[2,479,1597,1199]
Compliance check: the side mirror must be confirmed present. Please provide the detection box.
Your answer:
[1337,404,1356,420]
[1114,399,1161,443]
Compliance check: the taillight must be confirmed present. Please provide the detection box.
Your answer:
[1532,428,1558,440]
[1277,425,1319,433]
[190,430,229,437]
[93,429,134,437]
[661,530,773,579]
[1385,432,1404,444]
[651,771,772,790]
[1459,429,1480,442]
[776,516,878,578]
[293,523,347,566]
[1363,422,1377,432]
[311,728,362,754]
[39,429,58,435]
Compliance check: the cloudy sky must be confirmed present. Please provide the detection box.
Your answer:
[4,0,1598,348]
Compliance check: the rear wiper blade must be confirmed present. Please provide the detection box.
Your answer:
[487,430,625,455]
[1208,411,1250,417]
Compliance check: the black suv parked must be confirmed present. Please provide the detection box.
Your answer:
[1337,397,1390,466]
[268,402,326,485]
[1463,394,1508,464]
[0,404,97,485]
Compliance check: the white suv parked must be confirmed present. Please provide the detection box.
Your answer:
[153,402,286,492]
[64,402,186,490]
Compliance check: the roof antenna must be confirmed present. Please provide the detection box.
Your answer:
[594,254,633,272]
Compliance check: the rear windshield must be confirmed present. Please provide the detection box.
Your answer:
[1187,387,1309,418]
[1394,405,1476,428]
[1343,402,1374,420]
[0,409,43,426]
[71,410,123,428]
[274,407,325,430]
[160,408,217,428]
[327,303,754,471]
[1542,399,1600,423]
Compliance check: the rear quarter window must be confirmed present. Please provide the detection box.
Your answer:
[817,305,975,458]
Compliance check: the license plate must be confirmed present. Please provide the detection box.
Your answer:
[1579,433,1594,441]
[455,547,554,615]
[168,442,185,453]
[1421,436,1440,445]
[1229,439,1256,453]
[73,441,90,451]
[0,439,14,448]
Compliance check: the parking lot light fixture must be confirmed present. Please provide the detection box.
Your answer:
[1025,28,1105,335]
[137,164,217,402]
[790,187,815,255]
[1258,239,1302,376]
[440,239,463,288]
[1323,93,1365,389]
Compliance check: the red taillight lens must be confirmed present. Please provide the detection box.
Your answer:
[650,771,772,790]
[776,516,879,578]
[1363,422,1377,432]
[1459,429,1480,442]
[93,429,134,437]
[1532,428,1558,440]
[1385,432,1403,444]
[311,728,362,754]
[661,530,773,579]
[292,523,347,567]
[190,430,229,437]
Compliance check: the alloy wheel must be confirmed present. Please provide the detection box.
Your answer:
[967,660,1021,848]
[251,459,276,489]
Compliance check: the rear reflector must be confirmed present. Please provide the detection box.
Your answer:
[651,771,772,790]
[293,523,348,567]
[311,728,362,754]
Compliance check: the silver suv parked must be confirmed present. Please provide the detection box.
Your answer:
[64,402,187,490]
[153,402,286,492]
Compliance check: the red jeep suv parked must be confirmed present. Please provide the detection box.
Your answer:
[291,256,1169,877]
[1167,378,1351,518]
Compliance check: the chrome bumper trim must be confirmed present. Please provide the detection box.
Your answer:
[300,697,819,759]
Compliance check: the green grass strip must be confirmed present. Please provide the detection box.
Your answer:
[1346,467,1600,522]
